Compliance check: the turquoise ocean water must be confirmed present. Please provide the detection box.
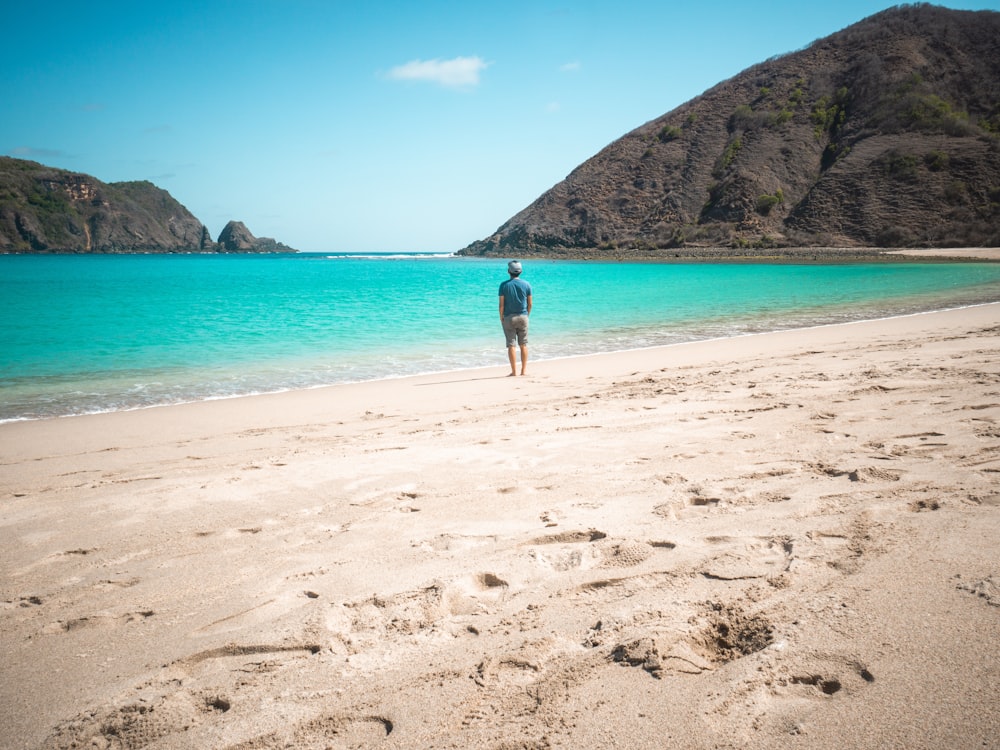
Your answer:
[2,252,1000,423]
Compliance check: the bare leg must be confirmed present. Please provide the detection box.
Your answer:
[519,344,528,375]
[507,346,517,376]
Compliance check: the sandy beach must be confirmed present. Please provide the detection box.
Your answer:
[2,302,999,749]
[889,247,1000,261]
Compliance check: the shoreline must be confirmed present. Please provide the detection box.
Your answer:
[2,303,999,749]
[4,295,1000,427]
[887,247,1000,260]
[457,246,1000,263]
[1,302,998,447]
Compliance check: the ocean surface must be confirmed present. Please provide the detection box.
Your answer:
[3,252,1000,423]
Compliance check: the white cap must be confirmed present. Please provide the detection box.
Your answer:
[507,260,522,274]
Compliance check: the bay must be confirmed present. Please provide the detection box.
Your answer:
[2,252,1000,422]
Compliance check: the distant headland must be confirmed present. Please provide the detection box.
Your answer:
[0,156,296,254]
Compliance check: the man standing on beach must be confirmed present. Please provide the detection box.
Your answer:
[499,260,532,377]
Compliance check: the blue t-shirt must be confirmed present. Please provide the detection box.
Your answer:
[499,277,532,316]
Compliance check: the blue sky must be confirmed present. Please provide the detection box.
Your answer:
[3,1,998,252]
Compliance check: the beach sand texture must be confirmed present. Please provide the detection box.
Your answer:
[2,303,999,749]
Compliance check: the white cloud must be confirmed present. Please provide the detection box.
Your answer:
[546,101,561,113]
[559,61,581,72]
[388,56,489,88]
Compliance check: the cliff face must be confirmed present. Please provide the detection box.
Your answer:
[460,4,1000,257]
[0,157,294,253]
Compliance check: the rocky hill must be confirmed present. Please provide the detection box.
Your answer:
[0,157,295,253]
[460,4,1000,258]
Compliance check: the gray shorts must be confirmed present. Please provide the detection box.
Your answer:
[502,314,529,347]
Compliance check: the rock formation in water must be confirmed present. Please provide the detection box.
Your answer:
[216,220,295,253]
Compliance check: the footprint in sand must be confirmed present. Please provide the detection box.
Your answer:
[339,573,511,645]
[41,690,233,749]
[731,659,877,737]
[527,529,606,572]
[609,601,776,680]
[653,500,683,519]
[599,541,654,569]
[43,643,324,749]
[414,533,498,553]
[41,610,154,634]
[441,573,511,616]
[460,636,585,746]
[796,512,885,575]
[696,535,794,582]
[812,463,902,482]
[528,530,661,574]
[887,431,949,458]
[473,653,542,688]
[956,575,1000,606]
[223,714,393,749]
[969,492,1000,506]
[774,656,876,700]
